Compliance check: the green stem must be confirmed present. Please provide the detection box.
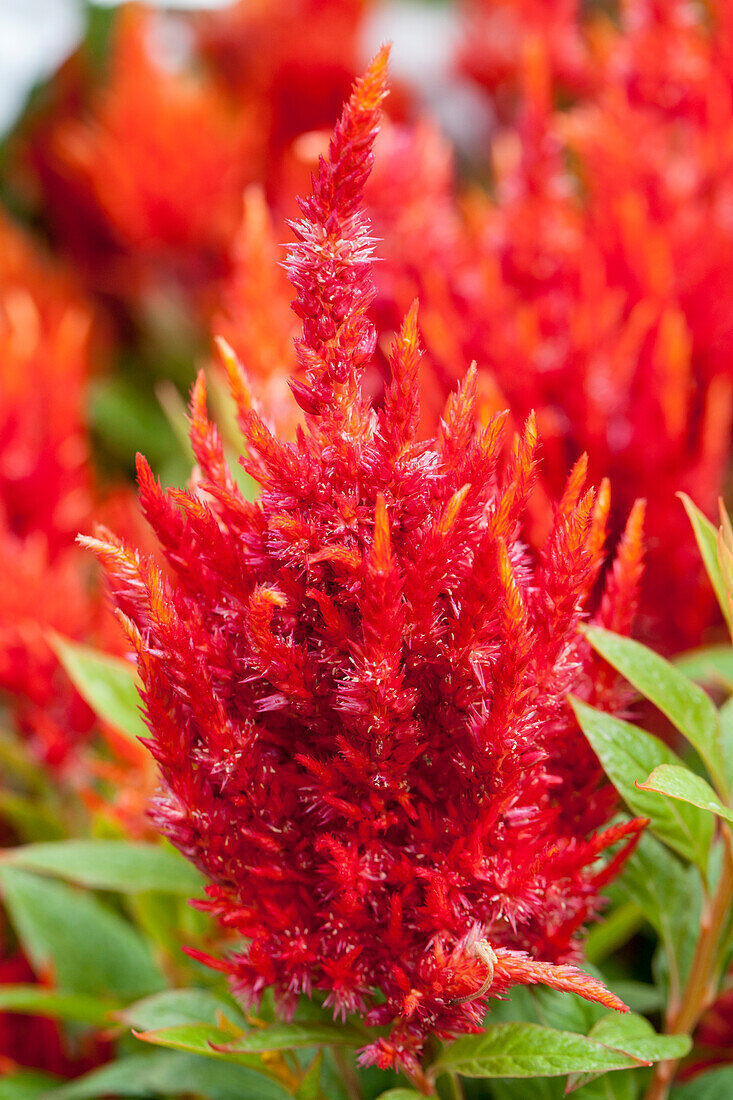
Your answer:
[643,827,733,1100]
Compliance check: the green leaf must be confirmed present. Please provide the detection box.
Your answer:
[676,646,733,691]
[50,635,147,741]
[587,1013,690,1063]
[215,1021,367,1053]
[0,866,165,1000]
[488,1072,640,1100]
[139,1019,366,1061]
[616,832,701,1003]
[486,984,606,1034]
[44,1051,290,1100]
[134,1023,257,1065]
[538,1014,684,1098]
[604,981,663,1016]
[0,985,114,1025]
[374,1093,425,1100]
[121,988,247,1032]
[584,902,644,964]
[570,698,714,870]
[433,1023,645,1078]
[583,626,724,789]
[484,1080,564,1100]
[672,1066,733,1098]
[638,764,733,825]
[720,696,733,795]
[0,1071,60,1100]
[2,839,204,895]
[679,494,733,633]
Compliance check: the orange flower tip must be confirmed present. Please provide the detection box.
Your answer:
[365,42,392,89]
[592,478,611,520]
[241,183,269,229]
[373,493,392,570]
[215,336,242,385]
[214,334,237,369]
[134,452,154,480]
[397,299,420,344]
[76,531,113,556]
[190,368,207,402]
[440,483,471,534]
[215,334,255,413]
[256,586,287,609]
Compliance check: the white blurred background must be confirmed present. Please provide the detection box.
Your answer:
[0,0,232,135]
[0,0,487,151]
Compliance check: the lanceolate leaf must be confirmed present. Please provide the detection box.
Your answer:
[564,1014,690,1095]
[374,1093,425,1100]
[584,626,724,791]
[1,840,204,895]
[44,1051,290,1100]
[570,698,714,870]
[0,985,115,1025]
[488,1075,635,1099]
[584,902,643,964]
[678,494,733,634]
[0,866,165,1000]
[50,634,147,741]
[139,1020,367,1060]
[672,1066,733,1098]
[587,1013,690,1063]
[214,1021,367,1053]
[676,646,733,691]
[121,989,247,1033]
[433,1023,645,1078]
[720,696,733,794]
[134,1023,259,1066]
[638,764,733,826]
[0,1070,61,1099]
[615,833,701,1004]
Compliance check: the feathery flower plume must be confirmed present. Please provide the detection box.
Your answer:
[27,5,252,306]
[376,0,733,650]
[0,211,99,765]
[90,53,645,1076]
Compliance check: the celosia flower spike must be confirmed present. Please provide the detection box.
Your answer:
[94,56,646,1077]
[285,45,389,426]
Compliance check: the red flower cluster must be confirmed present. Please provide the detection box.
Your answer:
[19,1,375,323]
[26,4,252,307]
[0,212,101,766]
[367,0,733,649]
[92,54,646,1077]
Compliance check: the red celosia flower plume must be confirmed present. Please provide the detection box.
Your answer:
[90,53,645,1077]
[0,211,100,766]
[0,212,149,770]
[0,212,91,550]
[212,186,299,435]
[28,4,253,306]
[366,0,732,651]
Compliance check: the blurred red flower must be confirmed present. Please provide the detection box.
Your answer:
[365,0,733,650]
[0,213,102,766]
